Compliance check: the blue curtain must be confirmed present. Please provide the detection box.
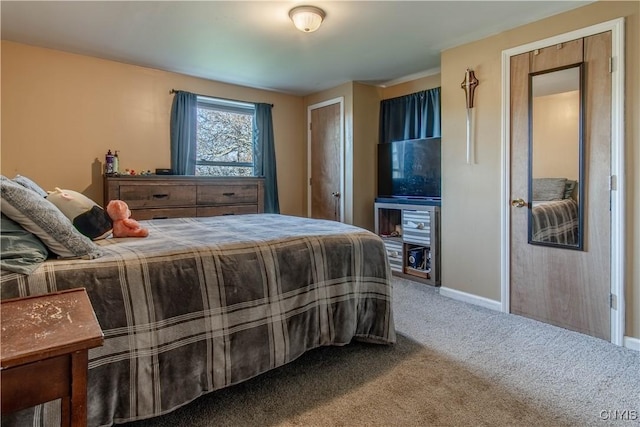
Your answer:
[379,87,441,144]
[170,91,198,175]
[253,103,280,214]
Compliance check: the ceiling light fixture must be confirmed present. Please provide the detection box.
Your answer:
[289,6,325,33]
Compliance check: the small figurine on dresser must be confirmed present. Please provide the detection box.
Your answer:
[106,200,149,238]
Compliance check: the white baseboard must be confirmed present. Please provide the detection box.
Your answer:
[624,336,640,351]
[439,287,640,351]
[438,287,502,312]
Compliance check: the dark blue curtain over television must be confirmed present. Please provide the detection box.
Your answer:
[379,87,441,144]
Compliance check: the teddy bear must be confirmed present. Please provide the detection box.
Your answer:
[106,200,149,238]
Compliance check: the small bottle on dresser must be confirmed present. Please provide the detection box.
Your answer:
[113,150,119,174]
[105,150,114,175]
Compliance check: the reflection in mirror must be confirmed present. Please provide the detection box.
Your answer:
[528,64,584,250]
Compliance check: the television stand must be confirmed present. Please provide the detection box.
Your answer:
[375,200,441,286]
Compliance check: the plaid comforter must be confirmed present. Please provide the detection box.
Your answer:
[531,199,579,245]
[1,214,395,427]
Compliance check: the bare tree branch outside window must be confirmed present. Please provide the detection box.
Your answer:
[195,100,254,177]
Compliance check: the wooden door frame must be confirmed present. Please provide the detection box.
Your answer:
[307,97,345,221]
[500,18,626,345]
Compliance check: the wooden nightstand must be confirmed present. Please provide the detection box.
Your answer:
[1,288,104,427]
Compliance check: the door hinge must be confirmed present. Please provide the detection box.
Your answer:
[609,175,617,191]
[610,293,617,309]
[309,177,312,186]
[309,122,312,131]
[609,57,613,73]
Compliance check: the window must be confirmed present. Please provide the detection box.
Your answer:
[196,97,255,177]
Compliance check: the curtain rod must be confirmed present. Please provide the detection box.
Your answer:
[169,89,273,107]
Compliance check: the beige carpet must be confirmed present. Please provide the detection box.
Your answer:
[123,278,639,427]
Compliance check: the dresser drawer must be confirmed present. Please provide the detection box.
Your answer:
[382,238,403,273]
[402,210,432,245]
[197,205,258,217]
[131,208,197,220]
[120,185,196,208]
[197,185,257,205]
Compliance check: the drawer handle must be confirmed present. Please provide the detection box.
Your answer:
[152,194,169,199]
[222,192,236,196]
[222,213,235,216]
[152,216,169,220]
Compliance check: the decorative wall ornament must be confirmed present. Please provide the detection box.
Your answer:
[461,68,479,164]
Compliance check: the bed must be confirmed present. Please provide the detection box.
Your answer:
[531,199,579,245]
[1,214,396,427]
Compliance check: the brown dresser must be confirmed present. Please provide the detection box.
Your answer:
[104,176,264,220]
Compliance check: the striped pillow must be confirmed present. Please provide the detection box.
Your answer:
[532,178,567,201]
[0,176,102,259]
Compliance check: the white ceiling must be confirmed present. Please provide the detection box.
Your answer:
[1,1,593,96]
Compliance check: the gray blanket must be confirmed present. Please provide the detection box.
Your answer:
[1,214,395,426]
[531,199,579,245]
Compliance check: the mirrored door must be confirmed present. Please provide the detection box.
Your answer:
[510,33,612,340]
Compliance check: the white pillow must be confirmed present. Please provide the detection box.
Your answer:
[0,176,103,259]
[46,188,113,240]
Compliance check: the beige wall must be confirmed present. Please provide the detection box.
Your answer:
[532,92,580,180]
[441,1,639,339]
[0,41,307,216]
[352,82,380,231]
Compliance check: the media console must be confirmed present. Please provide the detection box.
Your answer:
[374,199,440,286]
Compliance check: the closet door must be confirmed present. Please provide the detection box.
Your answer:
[309,102,342,221]
[509,32,611,340]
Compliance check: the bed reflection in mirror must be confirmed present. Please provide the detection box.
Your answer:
[528,63,584,250]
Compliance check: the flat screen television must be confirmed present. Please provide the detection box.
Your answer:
[377,137,441,200]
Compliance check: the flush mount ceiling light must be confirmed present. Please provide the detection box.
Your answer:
[289,6,326,33]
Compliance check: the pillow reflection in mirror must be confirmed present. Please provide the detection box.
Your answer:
[532,177,567,201]
[563,180,577,200]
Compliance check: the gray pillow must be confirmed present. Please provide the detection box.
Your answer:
[0,176,103,259]
[564,180,577,199]
[532,178,567,201]
[13,174,48,197]
[1,214,48,274]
